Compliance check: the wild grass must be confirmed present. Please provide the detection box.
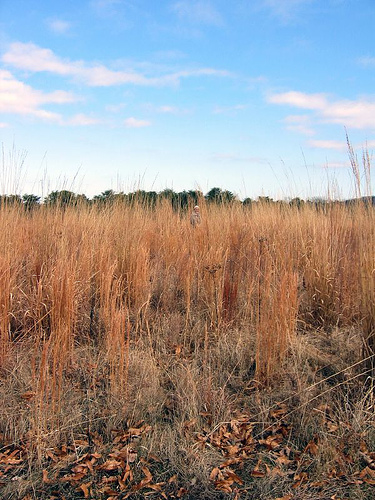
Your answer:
[0,198,374,499]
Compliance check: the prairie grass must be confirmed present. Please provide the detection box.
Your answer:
[0,199,374,499]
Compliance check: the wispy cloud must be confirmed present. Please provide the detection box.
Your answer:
[284,114,315,136]
[171,1,223,26]
[213,104,247,114]
[0,122,9,128]
[106,103,127,113]
[2,42,231,87]
[0,69,104,127]
[210,153,268,164]
[91,0,125,16]
[47,19,72,34]
[68,114,102,126]
[262,0,313,22]
[269,91,327,110]
[124,117,151,128]
[0,69,77,122]
[320,161,350,169]
[358,56,375,67]
[269,90,375,129]
[308,139,347,150]
[142,103,189,114]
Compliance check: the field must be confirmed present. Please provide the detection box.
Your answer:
[0,199,374,499]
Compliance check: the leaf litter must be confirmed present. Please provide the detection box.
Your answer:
[1,405,374,498]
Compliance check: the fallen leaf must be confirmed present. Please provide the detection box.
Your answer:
[79,482,91,498]
[21,391,35,400]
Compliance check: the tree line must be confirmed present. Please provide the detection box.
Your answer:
[0,189,373,210]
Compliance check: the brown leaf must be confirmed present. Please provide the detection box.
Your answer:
[79,482,91,498]
[21,391,35,400]
[226,445,240,456]
[225,470,243,485]
[304,440,319,456]
[210,468,221,481]
[251,470,266,478]
[101,459,123,471]
[147,482,165,491]
[46,450,58,463]
[276,453,293,466]
[42,469,50,484]
[141,466,153,482]
[270,404,288,419]
[214,478,233,492]
[122,463,133,483]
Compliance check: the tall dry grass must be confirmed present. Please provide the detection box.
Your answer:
[0,198,374,497]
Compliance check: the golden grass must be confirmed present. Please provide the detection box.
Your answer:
[0,199,374,498]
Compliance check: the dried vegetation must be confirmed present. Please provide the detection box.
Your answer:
[0,197,374,499]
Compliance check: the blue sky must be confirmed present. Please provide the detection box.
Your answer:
[1,0,375,199]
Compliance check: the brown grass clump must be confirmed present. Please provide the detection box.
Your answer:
[0,199,374,499]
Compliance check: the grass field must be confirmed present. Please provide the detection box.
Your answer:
[0,198,374,499]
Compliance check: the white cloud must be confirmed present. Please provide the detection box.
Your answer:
[68,114,102,126]
[0,69,77,122]
[213,104,247,114]
[142,103,190,114]
[321,161,350,169]
[0,70,101,126]
[263,0,313,21]
[47,19,72,34]
[106,103,127,113]
[91,0,124,16]
[158,105,179,113]
[2,42,231,87]
[308,139,347,150]
[2,42,150,86]
[269,90,375,130]
[269,91,327,110]
[358,56,375,67]
[171,1,223,26]
[124,117,151,128]
[0,122,9,128]
[284,114,315,136]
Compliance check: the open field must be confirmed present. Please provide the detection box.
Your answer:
[0,200,374,499]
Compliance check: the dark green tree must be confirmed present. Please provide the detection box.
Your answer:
[22,194,41,211]
[44,190,77,207]
[92,189,115,205]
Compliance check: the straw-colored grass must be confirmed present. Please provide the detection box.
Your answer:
[0,199,374,499]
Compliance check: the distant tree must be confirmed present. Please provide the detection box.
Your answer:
[44,190,76,207]
[92,189,115,205]
[221,190,235,203]
[289,197,304,209]
[0,194,22,207]
[75,194,90,206]
[128,190,157,208]
[22,194,41,211]
[205,187,235,204]
[257,196,273,204]
[175,190,189,210]
[159,188,178,209]
[243,197,253,207]
[187,189,203,205]
[205,187,222,202]
[159,188,176,199]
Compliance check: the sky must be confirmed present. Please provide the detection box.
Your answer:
[1,0,375,200]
